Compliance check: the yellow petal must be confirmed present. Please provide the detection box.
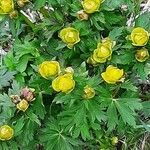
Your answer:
[101,72,116,84]
[82,0,100,14]
[52,77,61,92]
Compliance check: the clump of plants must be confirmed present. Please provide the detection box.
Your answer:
[0,0,150,149]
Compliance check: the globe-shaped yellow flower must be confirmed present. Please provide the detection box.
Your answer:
[59,27,80,49]
[0,125,14,141]
[91,38,115,63]
[83,85,95,99]
[52,74,75,93]
[16,99,29,112]
[131,27,149,46]
[39,61,60,79]
[82,0,101,14]
[0,0,14,14]
[101,65,124,84]
[135,48,149,62]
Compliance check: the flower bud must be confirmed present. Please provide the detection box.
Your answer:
[17,0,28,7]
[77,10,88,20]
[10,95,21,104]
[0,125,14,141]
[83,85,95,99]
[38,61,60,79]
[131,27,149,46]
[111,136,118,145]
[59,27,80,49]
[16,99,29,112]
[0,0,14,14]
[65,67,74,74]
[101,65,124,84]
[52,74,75,93]
[87,57,97,65]
[21,87,35,101]
[9,10,18,19]
[135,48,149,62]
[82,0,101,14]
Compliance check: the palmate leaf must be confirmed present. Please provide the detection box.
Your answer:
[107,102,118,131]
[39,119,81,150]
[106,97,142,130]
[18,119,38,147]
[121,80,138,92]
[0,93,15,124]
[115,101,136,127]
[114,98,142,127]
[59,103,91,140]
[59,100,105,140]
[0,67,16,89]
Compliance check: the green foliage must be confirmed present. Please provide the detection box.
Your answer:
[0,0,150,149]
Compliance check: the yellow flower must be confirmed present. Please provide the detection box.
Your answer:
[101,65,124,84]
[38,61,60,79]
[83,85,95,99]
[16,99,29,112]
[0,125,14,141]
[82,0,102,14]
[91,38,115,63]
[135,48,149,62]
[131,27,149,46]
[52,74,75,93]
[77,10,89,20]
[0,0,14,14]
[59,27,80,49]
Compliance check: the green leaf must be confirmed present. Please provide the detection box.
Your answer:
[32,93,46,119]
[102,0,124,10]
[134,63,147,80]
[135,12,150,32]
[16,55,31,73]
[34,0,46,9]
[142,101,150,117]
[111,50,134,65]
[8,80,21,95]
[39,119,80,150]
[109,27,124,40]
[14,117,25,136]
[0,67,16,89]
[14,40,40,59]
[115,101,136,127]
[0,94,15,124]
[119,98,142,111]
[121,80,138,92]
[26,110,41,125]
[4,51,16,70]
[107,102,118,131]
[19,120,38,146]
